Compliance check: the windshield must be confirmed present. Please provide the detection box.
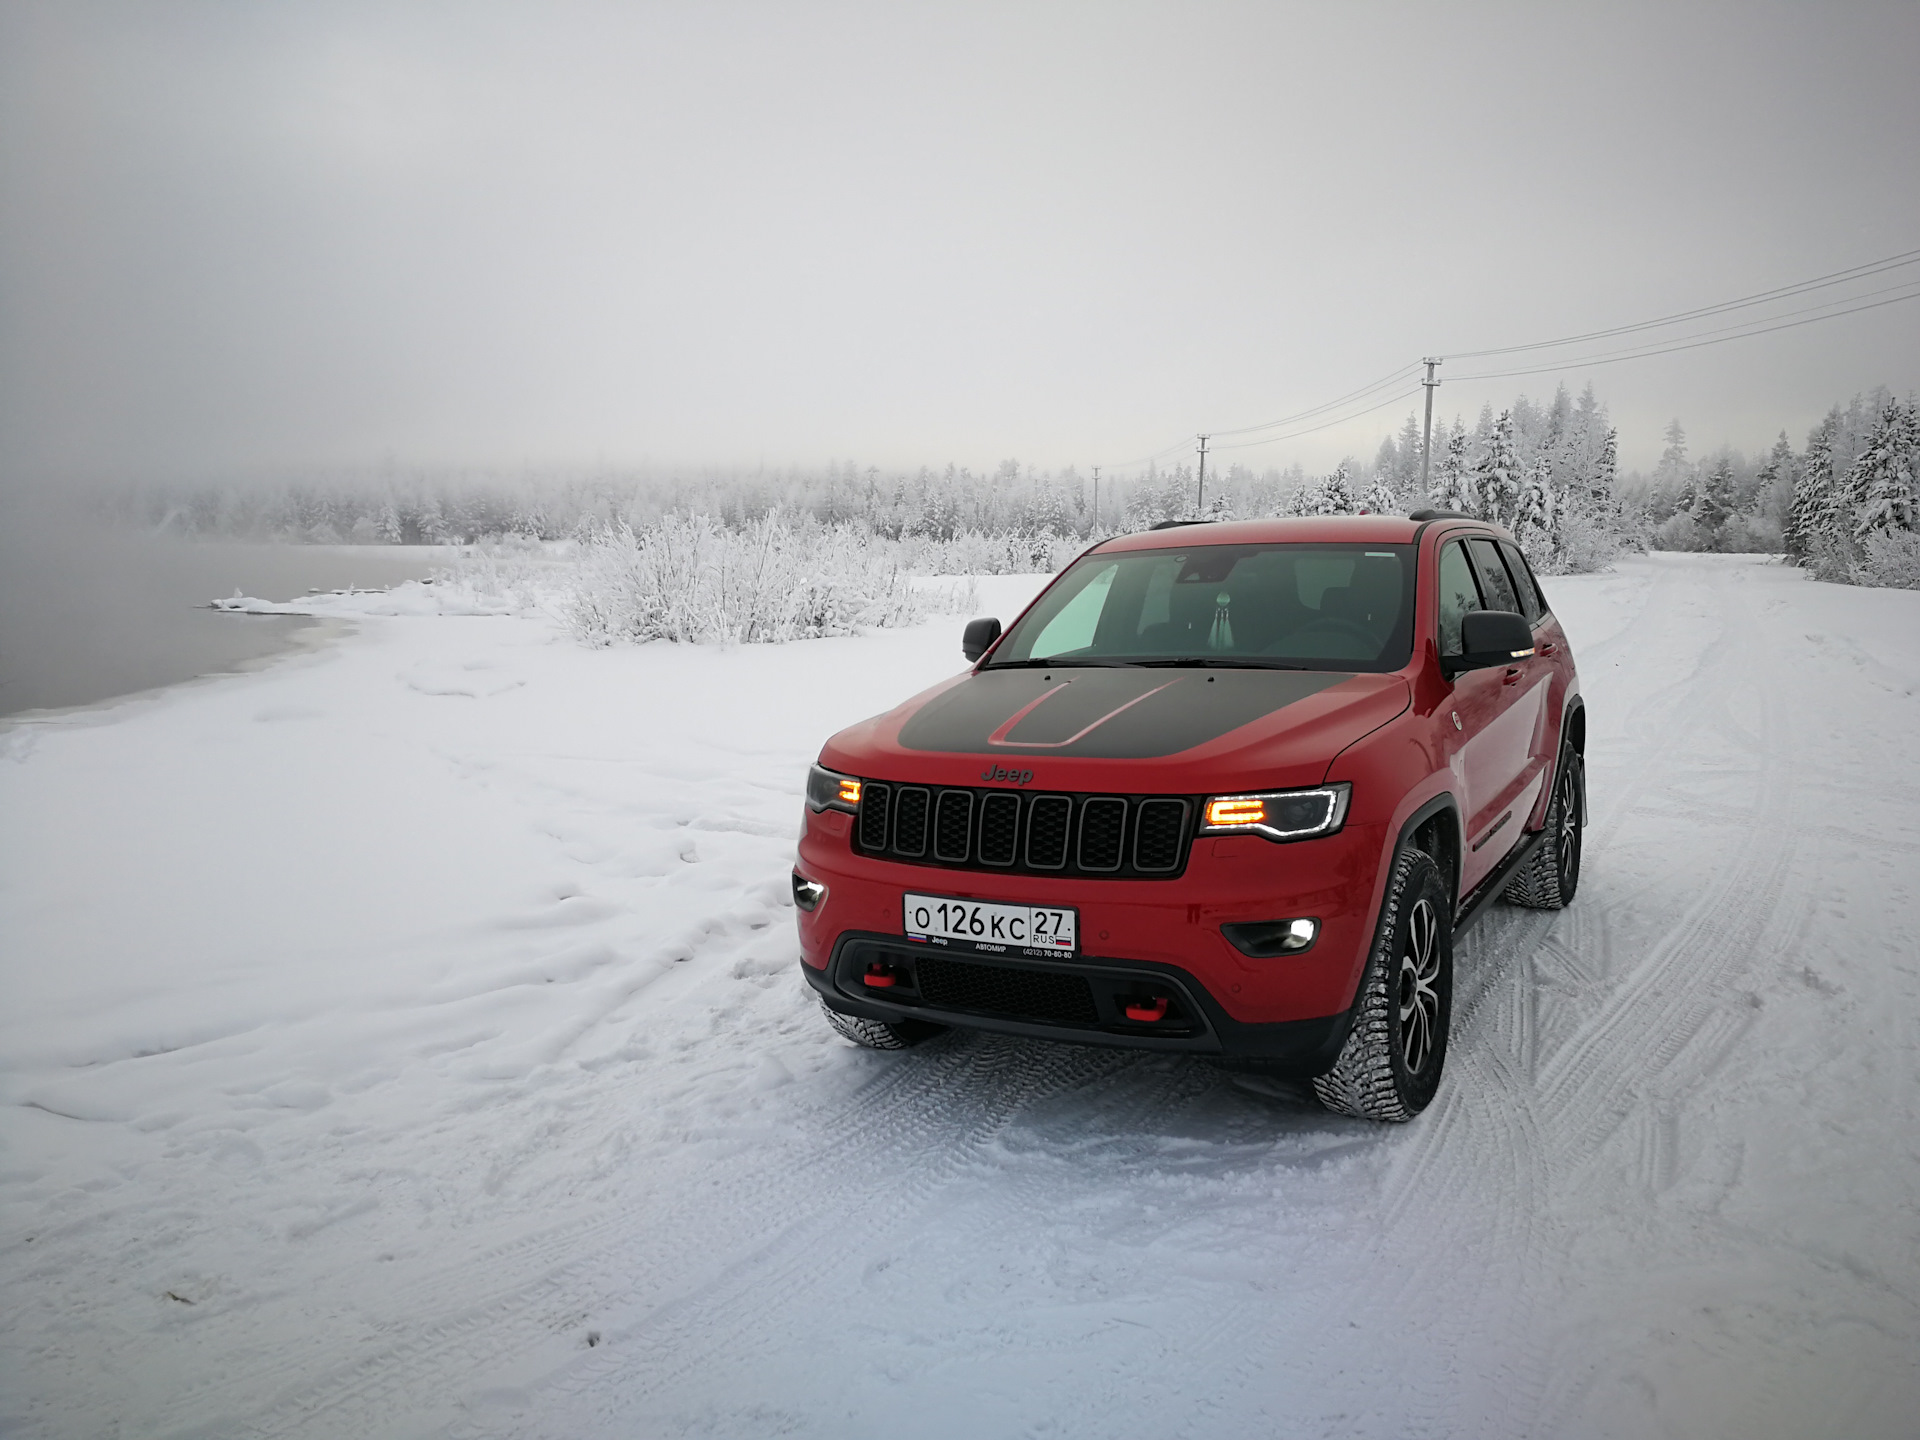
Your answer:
[988,542,1416,672]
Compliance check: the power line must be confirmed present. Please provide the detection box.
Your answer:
[1097,433,1199,472]
[1452,278,1920,378]
[1093,244,1920,475]
[1210,361,1422,438]
[1446,245,1920,361]
[1449,286,1920,384]
[1210,384,1427,452]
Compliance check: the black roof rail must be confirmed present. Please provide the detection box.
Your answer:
[1148,518,1211,530]
[1407,508,1474,521]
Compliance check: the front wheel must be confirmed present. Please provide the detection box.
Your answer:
[818,1000,945,1051]
[1312,847,1453,1122]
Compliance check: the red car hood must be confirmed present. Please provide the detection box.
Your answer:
[820,665,1411,794]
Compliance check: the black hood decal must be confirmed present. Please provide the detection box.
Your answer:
[896,667,1350,758]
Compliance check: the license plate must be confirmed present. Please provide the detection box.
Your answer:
[902,893,1077,954]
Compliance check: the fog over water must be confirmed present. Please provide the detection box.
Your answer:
[0,517,441,715]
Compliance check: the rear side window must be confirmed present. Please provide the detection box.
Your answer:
[1498,541,1546,623]
[1436,541,1481,657]
[1467,538,1520,615]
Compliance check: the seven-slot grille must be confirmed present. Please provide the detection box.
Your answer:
[855,783,1193,878]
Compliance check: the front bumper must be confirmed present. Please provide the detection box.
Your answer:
[806,931,1354,1071]
[795,804,1385,1062]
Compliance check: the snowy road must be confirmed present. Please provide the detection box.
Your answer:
[3,555,1917,1439]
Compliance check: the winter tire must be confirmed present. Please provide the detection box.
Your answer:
[1312,846,1453,1122]
[818,1000,945,1050]
[1503,748,1583,910]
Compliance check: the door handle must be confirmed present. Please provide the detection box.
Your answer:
[1503,666,1523,685]
[1537,642,1559,657]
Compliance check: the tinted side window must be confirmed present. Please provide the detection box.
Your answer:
[1496,541,1543,623]
[1499,541,1548,622]
[1467,538,1520,614]
[1436,541,1482,657]
[1028,563,1116,657]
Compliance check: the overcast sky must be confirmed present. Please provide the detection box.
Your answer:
[3,0,1917,485]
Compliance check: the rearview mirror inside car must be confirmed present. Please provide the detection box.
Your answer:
[962,617,1002,662]
[1444,609,1534,678]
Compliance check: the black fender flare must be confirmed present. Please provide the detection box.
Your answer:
[1557,697,1588,827]
[1393,791,1465,906]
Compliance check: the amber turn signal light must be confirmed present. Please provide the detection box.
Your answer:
[1205,797,1267,828]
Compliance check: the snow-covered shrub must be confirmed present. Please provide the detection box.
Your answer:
[1719,512,1782,554]
[897,528,1081,576]
[1551,508,1623,575]
[1802,531,1857,584]
[1651,512,1702,551]
[558,514,975,646]
[1854,530,1920,589]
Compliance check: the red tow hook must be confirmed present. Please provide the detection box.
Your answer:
[1124,996,1171,1023]
[863,963,900,989]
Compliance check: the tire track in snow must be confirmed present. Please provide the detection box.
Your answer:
[1534,583,1795,1141]
[178,1022,1025,1433]
[229,1035,1146,1440]
[487,1048,1230,1439]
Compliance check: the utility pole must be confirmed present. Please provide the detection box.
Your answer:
[1091,466,1099,531]
[1195,434,1210,517]
[1420,358,1443,497]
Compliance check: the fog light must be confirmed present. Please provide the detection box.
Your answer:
[792,872,827,912]
[1220,917,1319,958]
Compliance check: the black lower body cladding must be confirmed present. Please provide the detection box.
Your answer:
[805,933,1354,1075]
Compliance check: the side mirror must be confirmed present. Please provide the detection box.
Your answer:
[962,617,1003,663]
[1444,610,1534,678]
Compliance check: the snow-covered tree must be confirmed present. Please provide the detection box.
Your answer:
[1286,465,1357,517]
[1361,481,1398,516]
[1785,410,1839,562]
[1393,412,1424,499]
[1593,427,1619,510]
[1433,431,1473,513]
[1284,473,1324,517]
[1517,456,1556,533]
[1695,457,1736,545]
[1755,432,1796,521]
[1651,418,1694,521]
[1321,462,1356,515]
[1472,411,1521,527]
[1848,398,1919,539]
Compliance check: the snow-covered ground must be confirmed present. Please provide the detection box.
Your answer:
[2,555,1916,1440]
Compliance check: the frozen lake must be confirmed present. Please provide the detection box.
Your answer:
[0,521,446,716]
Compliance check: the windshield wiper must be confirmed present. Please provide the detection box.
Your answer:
[1124,657,1315,670]
[984,657,1129,669]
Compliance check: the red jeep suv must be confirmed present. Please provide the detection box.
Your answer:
[793,513,1584,1121]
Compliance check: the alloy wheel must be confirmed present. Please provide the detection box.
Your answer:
[1556,762,1581,891]
[1397,898,1442,1074]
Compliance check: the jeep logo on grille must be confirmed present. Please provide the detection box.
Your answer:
[980,764,1035,787]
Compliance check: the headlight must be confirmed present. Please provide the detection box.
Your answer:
[806,763,862,814]
[1200,783,1350,842]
